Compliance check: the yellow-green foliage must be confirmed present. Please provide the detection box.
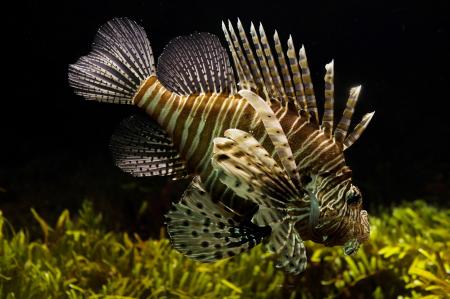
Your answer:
[0,200,449,299]
[302,200,450,299]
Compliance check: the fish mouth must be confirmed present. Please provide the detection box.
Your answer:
[320,209,370,248]
[342,209,370,255]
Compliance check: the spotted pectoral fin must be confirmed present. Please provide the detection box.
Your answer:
[268,222,307,275]
[165,176,270,262]
[238,90,301,188]
[252,206,286,226]
[212,130,299,210]
[110,115,188,179]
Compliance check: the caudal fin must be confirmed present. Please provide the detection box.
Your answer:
[68,18,156,104]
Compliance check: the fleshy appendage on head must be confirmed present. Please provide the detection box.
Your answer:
[323,188,370,254]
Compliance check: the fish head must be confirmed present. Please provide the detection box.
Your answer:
[298,169,370,251]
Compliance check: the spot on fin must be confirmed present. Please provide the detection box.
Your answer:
[157,32,236,95]
[165,176,270,262]
[110,114,188,179]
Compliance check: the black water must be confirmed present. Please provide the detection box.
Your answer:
[2,0,449,232]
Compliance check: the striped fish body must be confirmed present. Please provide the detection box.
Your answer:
[134,77,344,187]
[69,18,374,274]
[134,77,349,235]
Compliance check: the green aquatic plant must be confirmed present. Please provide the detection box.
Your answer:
[298,200,450,298]
[0,200,448,298]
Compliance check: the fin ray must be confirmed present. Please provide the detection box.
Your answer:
[166,177,270,262]
[334,86,362,144]
[298,46,319,123]
[238,90,301,187]
[69,18,155,104]
[157,33,235,95]
[110,115,188,179]
[212,131,299,209]
[343,112,375,150]
[322,60,334,137]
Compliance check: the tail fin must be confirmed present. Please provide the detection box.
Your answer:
[68,18,155,104]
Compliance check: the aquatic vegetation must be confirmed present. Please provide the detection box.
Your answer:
[0,200,448,298]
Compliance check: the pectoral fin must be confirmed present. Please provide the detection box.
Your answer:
[165,176,270,262]
[269,221,307,274]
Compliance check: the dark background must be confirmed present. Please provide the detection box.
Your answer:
[2,0,449,234]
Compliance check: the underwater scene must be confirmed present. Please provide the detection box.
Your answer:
[2,1,449,298]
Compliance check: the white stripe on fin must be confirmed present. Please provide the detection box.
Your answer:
[343,111,375,150]
[286,36,307,111]
[334,85,362,144]
[238,89,301,187]
[212,130,299,206]
[157,32,236,95]
[274,30,295,101]
[298,45,319,123]
[321,60,334,138]
[68,18,155,104]
[258,23,287,104]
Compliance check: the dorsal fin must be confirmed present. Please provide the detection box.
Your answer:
[335,86,362,144]
[298,45,319,123]
[258,24,287,104]
[274,31,295,101]
[343,111,375,150]
[321,60,334,137]
[222,20,318,113]
[222,20,374,150]
[236,19,268,98]
[157,32,236,95]
[286,36,307,111]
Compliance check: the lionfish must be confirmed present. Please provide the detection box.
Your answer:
[69,18,374,274]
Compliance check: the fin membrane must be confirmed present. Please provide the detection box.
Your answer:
[157,32,236,95]
[212,129,300,211]
[166,176,270,262]
[269,222,307,274]
[212,127,309,274]
[223,20,374,149]
[110,115,188,179]
[69,18,155,104]
[238,90,301,187]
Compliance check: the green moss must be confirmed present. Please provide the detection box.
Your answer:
[0,200,449,298]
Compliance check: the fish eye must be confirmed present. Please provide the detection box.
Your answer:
[346,187,361,206]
